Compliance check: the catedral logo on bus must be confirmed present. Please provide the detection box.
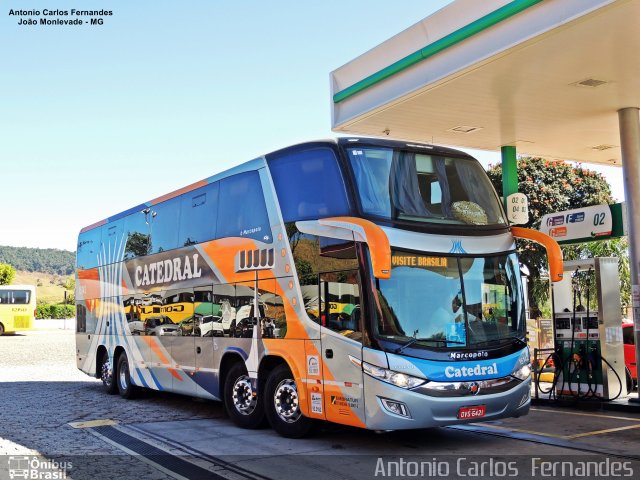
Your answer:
[391,255,448,268]
[445,362,498,378]
[134,253,203,287]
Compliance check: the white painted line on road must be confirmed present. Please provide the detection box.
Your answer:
[68,419,118,429]
[531,407,640,423]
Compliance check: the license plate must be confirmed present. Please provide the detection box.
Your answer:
[457,405,486,419]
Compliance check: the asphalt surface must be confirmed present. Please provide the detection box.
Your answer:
[1,329,639,480]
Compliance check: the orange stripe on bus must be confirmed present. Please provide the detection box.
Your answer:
[150,179,209,206]
[143,336,183,381]
[80,219,107,233]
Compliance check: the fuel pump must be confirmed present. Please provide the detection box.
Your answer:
[552,258,626,400]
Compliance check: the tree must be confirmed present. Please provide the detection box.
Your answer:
[0,263,16,285]
[487,158,628,315]
[125,233,150,258]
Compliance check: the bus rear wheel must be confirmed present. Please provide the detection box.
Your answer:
[224,362,265,429]
[117,353,139,399]
[100,350,118,395]
[117,352,138,399]
[0,323,4,336]
[264,364,314,438]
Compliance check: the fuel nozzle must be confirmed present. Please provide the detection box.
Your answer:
[572,352,583,371]
[587,347,599,379]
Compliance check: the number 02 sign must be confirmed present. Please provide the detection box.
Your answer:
[539,205,612,242]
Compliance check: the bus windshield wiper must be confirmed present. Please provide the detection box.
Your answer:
[394,337,465,354]
[510,336,528,348]
[472,336,526,349]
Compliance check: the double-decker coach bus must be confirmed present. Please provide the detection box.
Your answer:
[76,137,562,437]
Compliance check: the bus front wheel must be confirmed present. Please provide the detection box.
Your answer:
[224,362,265,429]
[0,323,4,336]
[264,364,314,438]
[100,350,118,395]
[117,353,138,399]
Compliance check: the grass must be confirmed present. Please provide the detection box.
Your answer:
[12,270,72,304]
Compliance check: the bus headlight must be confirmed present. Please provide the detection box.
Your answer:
[350,356,426,389]
[511,347,532,381]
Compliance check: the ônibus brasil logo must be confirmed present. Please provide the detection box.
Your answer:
[8,456,72,479]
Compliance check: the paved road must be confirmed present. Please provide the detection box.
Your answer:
[1,330,639,480]
[0,330,220,479]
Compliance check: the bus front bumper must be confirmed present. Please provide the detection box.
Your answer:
[363,375,531,431]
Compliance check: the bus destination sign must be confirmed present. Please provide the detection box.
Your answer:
[391,255,448,268]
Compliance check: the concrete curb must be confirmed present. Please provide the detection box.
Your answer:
[34,318,76,330]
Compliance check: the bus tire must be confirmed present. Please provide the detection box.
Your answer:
[264,364,314,438]
[116,353,138,399]
[100,350,118,395]
[224,362,265,429]
[0,322,4,336]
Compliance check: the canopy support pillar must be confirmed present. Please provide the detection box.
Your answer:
[618,107,640,403]
[501,145,518,211]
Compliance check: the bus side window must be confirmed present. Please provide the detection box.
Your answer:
[267,147,350,222]
[320,270,363,342]
[179,182,219,247]
[217,171,272,243]
[101,220,124,259]
[124,210,150,259]
[259,278,286,339]
[212,283,236,337]
[77,227,103,270]
[193,285,214,337]
[150,198,181,254]
[234,281,257,338]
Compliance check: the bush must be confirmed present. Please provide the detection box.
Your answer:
[35,303,75,319]
[0,263,16,285]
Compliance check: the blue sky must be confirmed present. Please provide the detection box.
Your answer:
[0,0,623,251]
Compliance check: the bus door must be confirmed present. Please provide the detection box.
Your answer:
[319,270,365,425]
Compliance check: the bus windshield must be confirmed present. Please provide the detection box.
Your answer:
[346,146,506,226]
[375,251,525,350]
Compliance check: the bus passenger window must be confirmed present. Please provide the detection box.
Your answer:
[193,286,214,337]
[212,283,236,337]
[150,199,181,254]
[179,182,219,247]
[259,278,286,339]
[102,220,124,253]
[267,148,350,222]
[162,289,194,334]
[217,171,272,243]
[124,210,150,259]
[320,270,362,342]
[77,227,102,270]
[233,281,257,338]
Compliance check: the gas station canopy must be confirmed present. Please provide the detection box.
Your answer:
[330,0,640,166]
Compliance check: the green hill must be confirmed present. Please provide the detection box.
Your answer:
[0,245,75,276]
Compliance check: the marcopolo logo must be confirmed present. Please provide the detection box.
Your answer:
[8,456,72,479]
[449,351,489,360]
[444,362,498,379]
[134,253,203,288]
